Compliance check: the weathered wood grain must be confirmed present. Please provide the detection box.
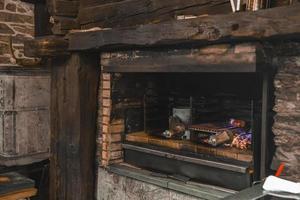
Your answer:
[0,69,50,166]
[79,0,231,28]
[51,16,79,35]
[47,0,79,17]
[69,5,300,51]
[24,36,69,57]
[0,188,37,200]
[50,53,100,200]
[101,44,264,73]
[80,0,123,8]
[45,0,79,35]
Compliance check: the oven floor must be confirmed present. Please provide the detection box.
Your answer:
[126,132,253,163]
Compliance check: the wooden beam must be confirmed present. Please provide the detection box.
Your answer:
[21,0,45,3]
[101,43,266,73]
[34,1,52,36]
[24,36,69,57]
[78,0,231,28]
[47,0,79,17]
[51,16,80,35]
[69,5,300,51]
[50,53,100,200]
[80,0,123,8]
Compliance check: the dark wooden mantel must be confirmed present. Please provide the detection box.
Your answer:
[101,43,267,73]
[25,5,300,58]
[69,5,300,51]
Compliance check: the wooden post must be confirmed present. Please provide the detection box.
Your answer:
[50,53,100,200]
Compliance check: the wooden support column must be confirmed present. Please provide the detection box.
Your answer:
[50,53,100,200]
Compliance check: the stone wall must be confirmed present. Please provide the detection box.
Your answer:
[97,167,201,200]
[272,43,300,181]
[0,0,37,66]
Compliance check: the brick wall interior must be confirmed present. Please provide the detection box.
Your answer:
[0,0,37,66]
[100,73,124,166]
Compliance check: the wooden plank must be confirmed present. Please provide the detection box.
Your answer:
[0,188,37,200]
[34,2,52,36]
[55,1,79,17]
[80,0,123,8]
[69,5,300,51]
[78,0,231,28]
[21,0,45,3]
[47,0,79,17]
[50,53,100,200]
[125,132,253,162]
[0,173,35,195]
[24,36,69,57]
[51,16,80,35]
[101,47,259,73]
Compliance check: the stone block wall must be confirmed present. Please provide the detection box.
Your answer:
[0,0,37,66]
[272,43,300,181]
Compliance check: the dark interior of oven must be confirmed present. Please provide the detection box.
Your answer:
[111,72,275,190]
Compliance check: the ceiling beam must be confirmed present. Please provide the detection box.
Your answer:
[69,5,300,51]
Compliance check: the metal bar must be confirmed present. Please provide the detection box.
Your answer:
[260,72,269,178]
[122,143,249,173]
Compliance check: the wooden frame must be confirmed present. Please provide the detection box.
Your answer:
[50,53,100,200]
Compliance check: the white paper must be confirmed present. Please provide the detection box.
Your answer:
[263,176,300,194]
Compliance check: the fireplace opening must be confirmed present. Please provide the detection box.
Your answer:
[103,72,275,191]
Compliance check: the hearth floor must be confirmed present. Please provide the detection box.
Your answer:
[126,132,253,163]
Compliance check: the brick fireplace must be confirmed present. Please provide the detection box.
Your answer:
[94,42,300,199]
[27,4,300,199]
[98,42,280,193]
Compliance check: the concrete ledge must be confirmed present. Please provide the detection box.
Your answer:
[108,164,236,200]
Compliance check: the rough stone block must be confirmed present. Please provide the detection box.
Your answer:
[16,5,26,13]
[0,12,34,24]
[10,24,34,36]
[6,3,16,12]
[0,56,11,64]
[0,0,4,10]
[0,23,14,34]
[0,42,10,54]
